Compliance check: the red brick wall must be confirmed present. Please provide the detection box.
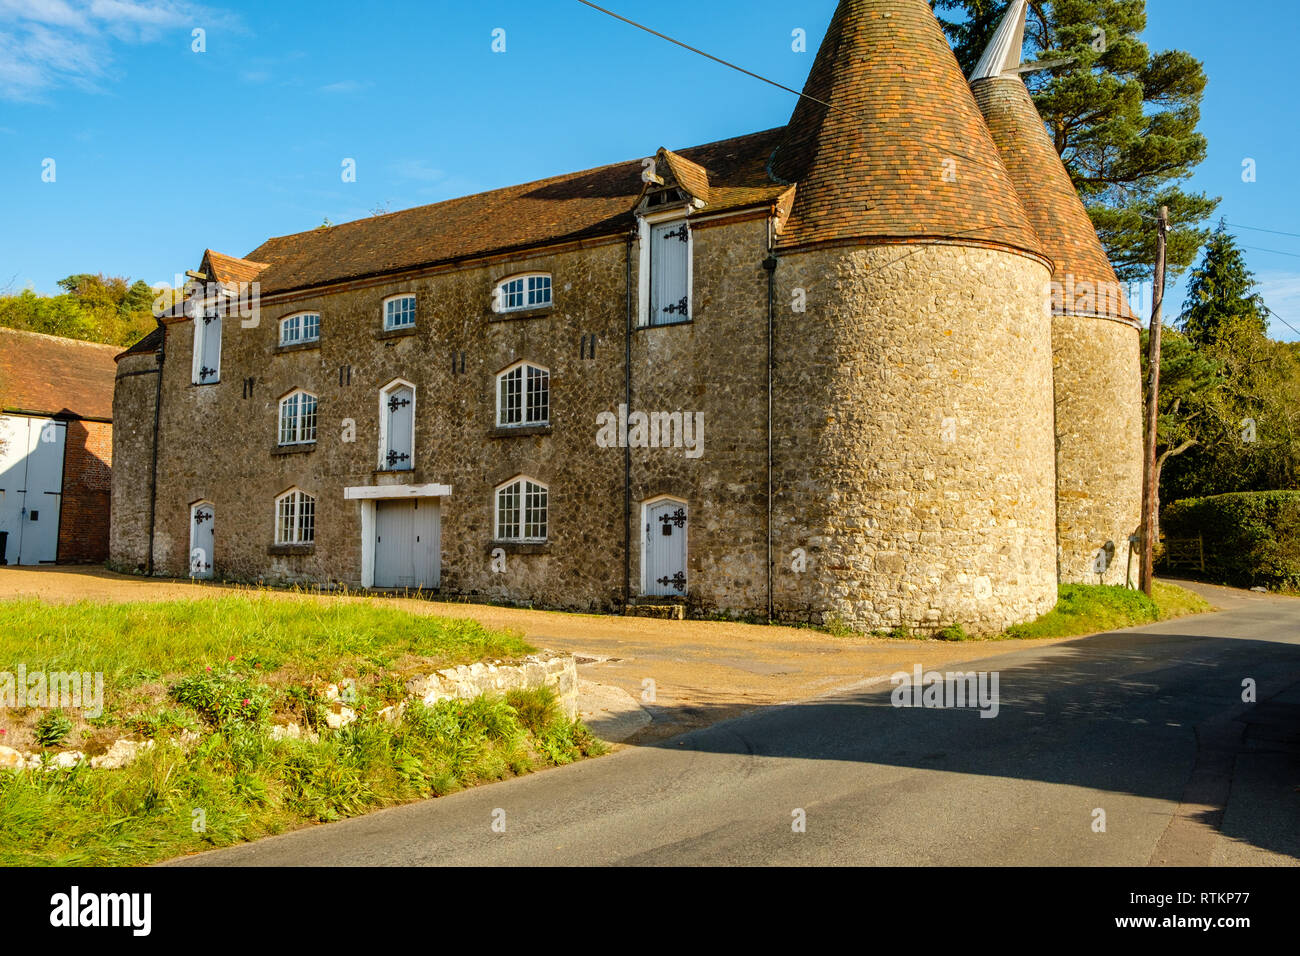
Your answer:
[58,419,113,563]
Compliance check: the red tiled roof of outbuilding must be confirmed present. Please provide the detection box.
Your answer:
[0,328,120,421]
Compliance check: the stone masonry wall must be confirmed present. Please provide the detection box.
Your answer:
[1053,315,1144,585]
[770,243,1059,634]
[109,352,161,572]
[141,214,773,617]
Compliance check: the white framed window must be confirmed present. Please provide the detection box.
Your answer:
[275,489,316,545]
[278,390,318,445]
[496,361,550,427]
[192,306,222,384]
[383,294,416,330]
[495,476,548,542]
[279,312,320,346]
[379,379,415,470]
[493,273,552,313]
[637,213,692,327]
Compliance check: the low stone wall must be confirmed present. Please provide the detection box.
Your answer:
[404,653,578,720]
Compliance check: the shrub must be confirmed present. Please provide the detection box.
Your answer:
[169,667,273,729]
[1162,491,1300,589]
[933,624,969,642]
[34,710,73,749]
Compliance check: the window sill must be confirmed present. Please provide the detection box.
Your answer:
[491,424,552,438]
[637,318,693,330]
[272,443,316,456]
[376,326,417,341]
[275,340,320,355]
[268,543,315,556]
[373,467,414,476]
[489,540,550,555]
[487,305,552,322]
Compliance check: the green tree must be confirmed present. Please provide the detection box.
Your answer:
[0,273,159,346]
[932,0,1218,279]
[1179,223,1269,346]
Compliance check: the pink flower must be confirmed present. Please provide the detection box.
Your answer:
[205,666,212,672]
[241,699,249,707]
[228,656,235,662]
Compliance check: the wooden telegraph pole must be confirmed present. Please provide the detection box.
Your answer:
[1140,206,1169,597]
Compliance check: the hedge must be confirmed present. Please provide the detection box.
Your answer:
[1161,491,1300,589]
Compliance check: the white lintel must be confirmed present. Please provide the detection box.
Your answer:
[344,483,452,500]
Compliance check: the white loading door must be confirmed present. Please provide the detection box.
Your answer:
[374,498,440,589]
[189,503,214,579]
[385,387,414,470]
[650,220,690,325]
[0,415,66,565]
[644,499,688,596]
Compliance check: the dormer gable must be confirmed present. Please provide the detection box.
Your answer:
[635,147,710,215]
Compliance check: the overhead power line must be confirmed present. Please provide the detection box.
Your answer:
[1226,221,1300,241]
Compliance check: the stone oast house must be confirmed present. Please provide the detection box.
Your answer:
[111,0,1143,634]
[0,328,118,565]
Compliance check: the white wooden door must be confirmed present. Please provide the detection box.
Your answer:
[644,499,688,596]
[374,499,440,589]
[189,502,214,579]
[411,498,440,589]
[650,220,690,324]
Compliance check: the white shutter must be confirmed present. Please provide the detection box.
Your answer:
[201,314,222,382]
[650,220,690,325]
[386,387,414,470]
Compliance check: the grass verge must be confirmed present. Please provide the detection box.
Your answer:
[1000,581,1212,640]
[0,595,605,865]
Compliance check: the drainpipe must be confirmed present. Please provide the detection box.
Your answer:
[624,230,634,607]
[763,212,778,622]
[145,316,165,575]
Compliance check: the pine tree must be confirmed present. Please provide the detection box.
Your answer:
[1179,224,1269,346]
[932,0,1218,280]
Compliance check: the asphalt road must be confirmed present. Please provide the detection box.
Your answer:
[170,586,1300,866]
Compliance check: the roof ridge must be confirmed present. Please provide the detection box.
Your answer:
[250,127,786,255]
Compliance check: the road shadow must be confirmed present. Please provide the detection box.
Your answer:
[614,626,1300,862]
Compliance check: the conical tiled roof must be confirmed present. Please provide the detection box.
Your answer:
[770,0,1044,258]
[969,5,1134,320]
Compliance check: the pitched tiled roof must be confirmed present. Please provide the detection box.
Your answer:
[117,326,164,359]
[971,75,1135,320]
[201,249,269,286]
[0,328,120,420]
[659,149,710,203]
[245,130,788,296]
[769,0,1044,258]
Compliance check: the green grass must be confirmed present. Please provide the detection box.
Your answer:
[1001,581,1211,640]
[0,596,606,865]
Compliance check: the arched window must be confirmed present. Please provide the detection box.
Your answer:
[496,361,550,427]
[383,293,416,330]
[275,489,316,545]
[379,379,415,470]
[492,273,552,313]
[495,476,548,542]
[278,389,318,445]
[279,312,320,345]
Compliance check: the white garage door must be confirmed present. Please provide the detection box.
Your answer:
[0,414,66,565]
[374,498,440,589]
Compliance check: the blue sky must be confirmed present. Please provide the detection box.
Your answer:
[1,0,1297,337]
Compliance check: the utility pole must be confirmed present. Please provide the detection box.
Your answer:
[1140,206,1169,597]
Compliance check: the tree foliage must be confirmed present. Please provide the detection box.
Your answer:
[1148,237,1300,507]
[932,0,1218,280]
[0,273,159,347]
